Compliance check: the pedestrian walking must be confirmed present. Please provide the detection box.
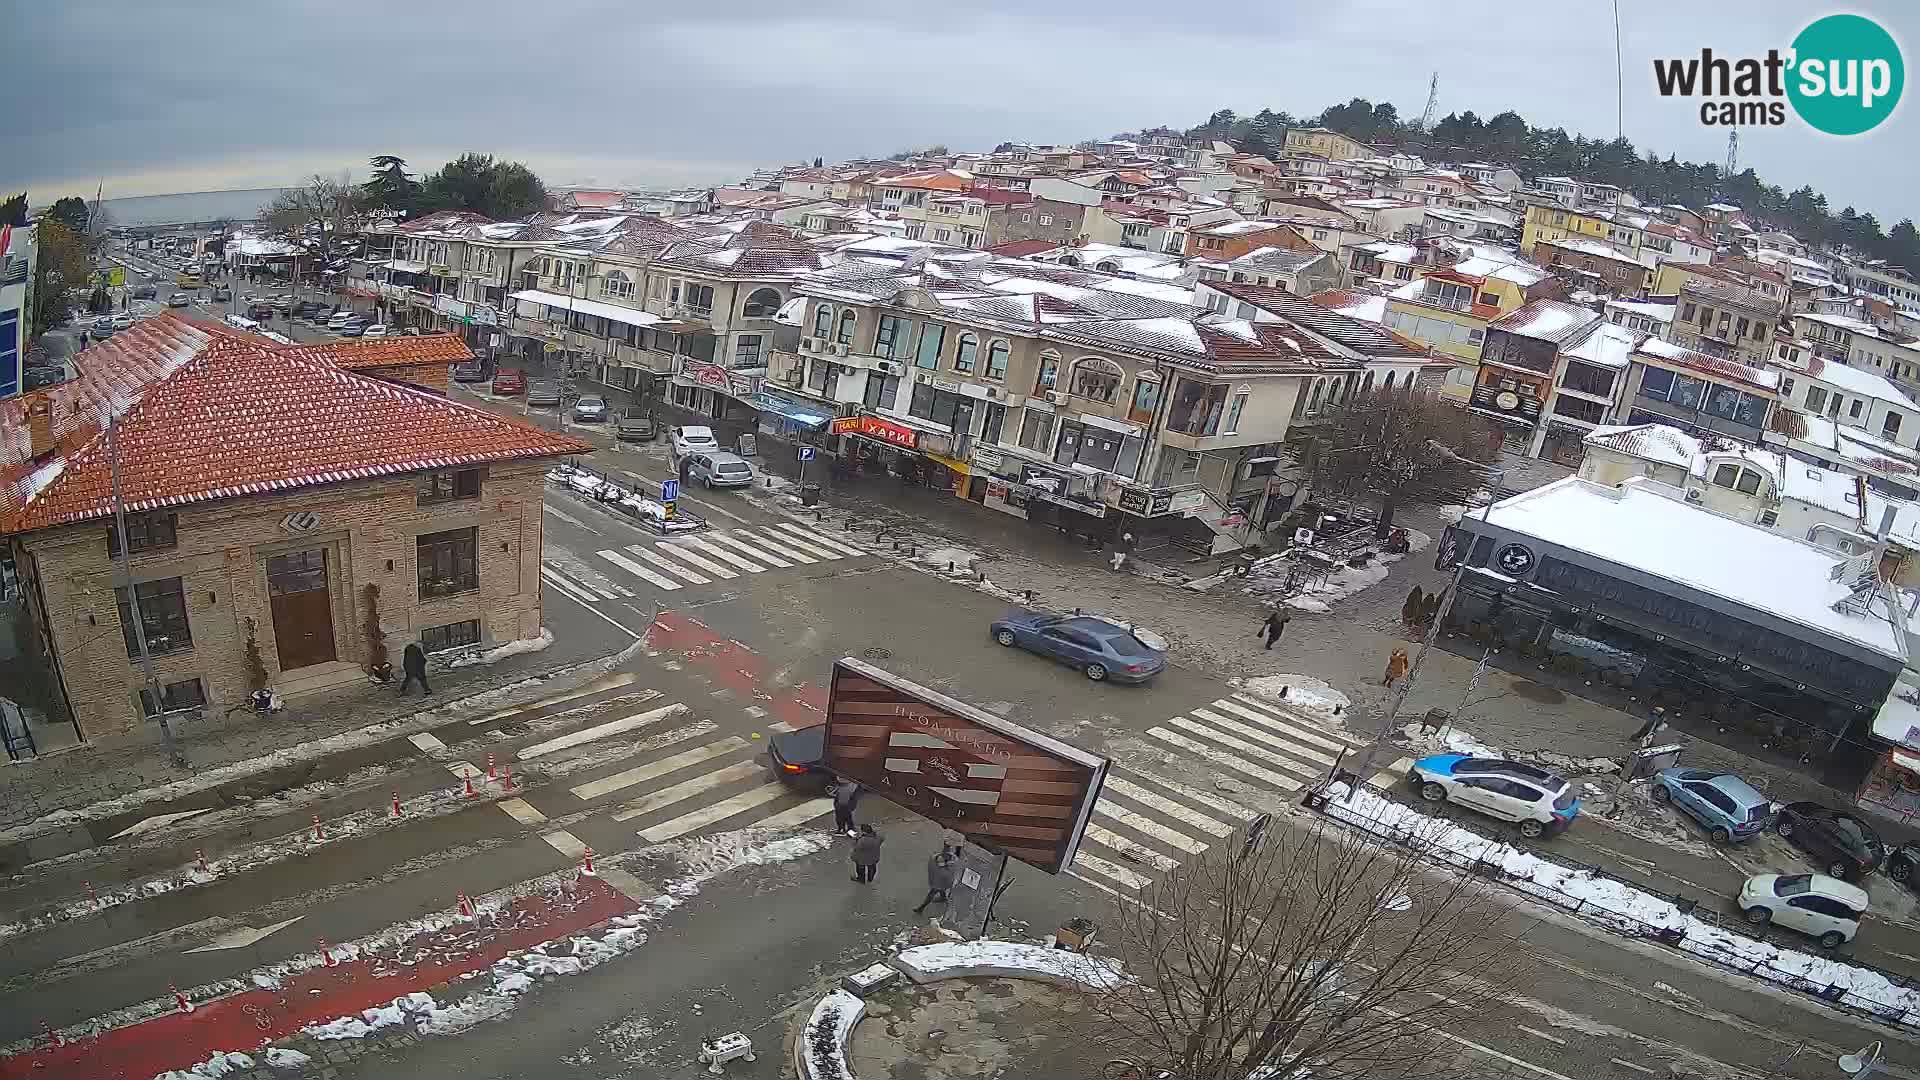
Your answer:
[400,641,431,697]
[832,780,863,836]
[850,825,883,883]
[914,844,959,914]
[1383,645,1410,687]
[1259,611,1290,649]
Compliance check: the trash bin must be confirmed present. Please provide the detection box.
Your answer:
[800,483,822,507]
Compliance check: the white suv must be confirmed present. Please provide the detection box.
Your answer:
[1739,873,1866,949]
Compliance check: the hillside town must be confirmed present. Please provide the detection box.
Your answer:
[8,105,1920,1080]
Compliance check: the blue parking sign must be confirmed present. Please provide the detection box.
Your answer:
[798,447,816,461]
[660,478,679,502]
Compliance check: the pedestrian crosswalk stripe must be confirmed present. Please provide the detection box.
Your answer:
[569,736,748,801]
[542,554,635,598]
[625,544,713,584]
[1093,801,1208,854]
[597,548,683,591]
[637,782,787,842]
[1100,775,1236,837]
[1117,767,1257,821]
[1168,715,1324,781]
[610,761,765,822]
[701,531,793,568]
[737,797,833,831]
[1189,708,1339,771]
[1148,727,1303,792]
[1217,697,1359,753]
[673,535,768,573]
[646,542,738,580]
[1085,824,1182,872]
[726,528,818,564]
[1070,851,1153,891]
[753,527,843,560]
[772,521,867,556]
[768,720,795,733]
[541,567,605,606]
[517,703,690,761]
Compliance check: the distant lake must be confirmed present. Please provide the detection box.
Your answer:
[99,188,289,228]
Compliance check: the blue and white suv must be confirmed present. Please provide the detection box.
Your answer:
[1411,754,1580,839]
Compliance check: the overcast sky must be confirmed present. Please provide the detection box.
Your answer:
[3,1,1913,224]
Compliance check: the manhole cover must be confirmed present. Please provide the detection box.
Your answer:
[861,647,893,660]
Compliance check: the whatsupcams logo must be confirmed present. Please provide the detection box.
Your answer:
[1652,13,1903,134]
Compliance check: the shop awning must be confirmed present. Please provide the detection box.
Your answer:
[383,259,428,274]
[510,289,664,329]
[747,392,831,429]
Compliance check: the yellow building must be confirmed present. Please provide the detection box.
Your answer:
[1652,260,1719,296]
[1521,204,1611,259]
[1282,127,1373,162]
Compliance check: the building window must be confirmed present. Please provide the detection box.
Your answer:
[417,467,483,506]
[600,271,635,299]
[982,401,1006,444]
[1039,214,1053,226]
[1680,303,1696,323]
[106,511,179,556]
[742,288,782,318]
[1393,266,1413,281]
[1018,409,1055,453]
[876,315,913,360]
[985,340,1009,380]
[953,334,978,374]
[1069,357,1124,403]
[139,677,206,718]
[117,577,192,657]
[807,358,830,393]
[1782,377,1795,398]
[914,323,946,370]
[1559,361,1616,398]
[1886,413,1904,438]
[682,284,715,316]
[1805,386,1828,414]
[1129,376,1161,424]
[418,527,479,599]
[1735,470,1762,495]
[733,334,766,368]
[1035,351,1060,393]
[1712,463,1740,488]
[837,309,858,346]
[420,619,482,654]
[863,373,900,410]
[1224,392,1248,434]
[1478,292,1499,307]
[812,304,834,337]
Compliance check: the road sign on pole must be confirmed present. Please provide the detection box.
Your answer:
[660,478,679,502]
[798,446,816,462]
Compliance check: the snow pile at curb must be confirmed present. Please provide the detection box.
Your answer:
[893,941,1127,989]
[1320,782,1920,1024]
[801,989,865,1080]
[154,1051,255,1079]
[1232,675,1351,723]
[450,628,554,669]
[1397,721,1505,759]
[917,547,979,574]
[1239,529,1430,612]
[263,1048,310,1069]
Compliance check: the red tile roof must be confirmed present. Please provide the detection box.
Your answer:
[0,313,589,534]
[988,239,1059,258]
[303,334,473,370]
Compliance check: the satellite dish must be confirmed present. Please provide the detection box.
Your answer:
[1839,1041,1882,1075]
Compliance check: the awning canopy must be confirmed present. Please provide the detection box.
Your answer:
[510,289,664,329]
[747,392,831,429]
[383,259,429,274]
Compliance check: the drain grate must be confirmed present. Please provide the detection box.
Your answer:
[860,647,893,661]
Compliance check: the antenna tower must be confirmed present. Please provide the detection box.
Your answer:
[1418,71,1440,132]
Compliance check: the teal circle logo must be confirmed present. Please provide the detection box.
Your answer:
[1788,14,1904,135]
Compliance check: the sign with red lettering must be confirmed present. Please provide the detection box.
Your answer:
[824,658,1107,874]
[691,363,730,389]
[856,415,918,449]
[829,416,862,436]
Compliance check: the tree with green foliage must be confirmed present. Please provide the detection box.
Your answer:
[361,155,420,215]
[416,153,549,220]
[46,196,90,233]
[0,194,25,227]
[29,219,91,336]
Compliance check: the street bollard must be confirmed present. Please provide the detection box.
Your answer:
[391,791,403,818]
[311,815,324,842]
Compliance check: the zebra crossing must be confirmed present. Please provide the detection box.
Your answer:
[542,521,871,601]
[1066,693,1414,895]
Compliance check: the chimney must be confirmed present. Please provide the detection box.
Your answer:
[26,397,53,458]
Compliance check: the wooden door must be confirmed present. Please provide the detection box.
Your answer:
[267,548,337,671]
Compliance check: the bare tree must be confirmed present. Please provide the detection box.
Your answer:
[1306,388,1499,536]
[1072,816,1529,1080]
[257,172,362,263]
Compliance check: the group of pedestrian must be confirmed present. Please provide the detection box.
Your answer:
[831,778,961,914]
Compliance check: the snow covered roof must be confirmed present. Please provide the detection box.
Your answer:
[1199,219,1285,236]
[1476,478,1910,659]
[1453,256,1548,287]
[1308,289,1387,325]
[1581,423,1700,469]
[1226,246,1329,275]
[1635,337,1780,391]
[1358,241,1417,263]
[1604,299,1676,324]
[1563,322,1640,369]
[1538,236,1657,268]
[1807,356,1917,407]
[1490,299,1601,346]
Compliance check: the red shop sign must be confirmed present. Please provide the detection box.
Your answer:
[858,415,919,450]
[692,364,730,389]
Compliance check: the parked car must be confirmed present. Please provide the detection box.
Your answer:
[130,284,157,300]
[616,406,656,442]
[767,724,833,794]
[335,320,367,338]
[111,314,134,331]
[1739,873,1866,949]
[292,300,327,319]
[1773,802,1885,881]
[1649,768,1773,844]
[1887,844,1920,888]
[687,451,756,489]
[325,310,358,331]
[166,293,191,307]
[361,324,388,338]
[491,369,527,395]
[212,286,232,301]
[670,424,720,458]
[91,317,117,338]
[248,302,276,321]
[1411,755,1579,839]
[989,607,1167,684]
[526,382,562,407]
[571,395,609,422]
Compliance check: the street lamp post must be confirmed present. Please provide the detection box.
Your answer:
[1839,1041,1884,1080]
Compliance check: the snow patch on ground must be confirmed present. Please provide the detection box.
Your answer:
[1232,675,1352,723]
[1242,529,1429,612]
[897,941,1128,988]
[1437,504,1468,524]
[917,547,979,573]
[1284,596,1330,613]
[449,628,555,669]
[154,1051,254,1079]
[660,827,837,883]
[263,1048,310,1069]
[1397,721,1506,759]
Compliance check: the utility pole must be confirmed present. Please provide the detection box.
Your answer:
[106,413,189,771]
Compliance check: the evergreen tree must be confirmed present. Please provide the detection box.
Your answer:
[361,155,420,215]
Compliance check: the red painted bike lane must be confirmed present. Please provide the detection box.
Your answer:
[646,610,827,729]
[1,880,635,1080]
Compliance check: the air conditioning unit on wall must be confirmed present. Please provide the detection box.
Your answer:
[799,337,817,352]
[1684,488,1703,502]
[874,359,905,377]
[1045,389,1067,405]
[834,343,850,356]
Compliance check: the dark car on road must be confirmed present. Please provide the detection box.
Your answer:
[1774,801,1886,881]
[989,607,1167,683]
[526,382,562,407]
[767,724,833,793]
[616,406,656,442]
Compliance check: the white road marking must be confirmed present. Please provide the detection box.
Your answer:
[541,575,645,641]
[469,674,640,725]
[737,797,833,831]
[541,830,587,858]
[637,783,786,841]
[735,527,828,563]
[743,705,767,718]
[703,530,800,567]
[541,566,606,605]
[597,548,683,591]
[408,732,448,754]
[1115,768,1256,821]
[1100,776,1235,837]
[570,737,749,801]
[611,761,765,822]
[497,798,548,825]
[445,761,483,780]
[1093,801,1208,854]
[673,534,769,573]
[541,503,598,531]
[1515,1026,1566,1046]
[1609,1060,1655,1075]
[515,703,690,760]
[542,554,634,598]
[643,542,738,579]
[109,808,215,841]
[772,521,868,556]
[1214,697,1358,753]
[184,917,305,954]
[768,720,796,733]
[1070,852,1153,891]
[751,527,843,560]
[1147,727,1303,792]
[1191,708,1339,770]
[1085,824,1181,872]
[625,544,713,584]
[598,866,660,901]
[1165,715,1322,781]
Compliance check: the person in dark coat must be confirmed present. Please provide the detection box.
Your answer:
[1259,611,1290,649]
[400,641,431,696]
[914,844,959,914]
[832,780,862,836]
[850,825,883,883]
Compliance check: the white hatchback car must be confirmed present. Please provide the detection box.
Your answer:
[1739,873,1866,949]
[671,424,720,458]
[1411,754,1580,838]
[362,324,389,338]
